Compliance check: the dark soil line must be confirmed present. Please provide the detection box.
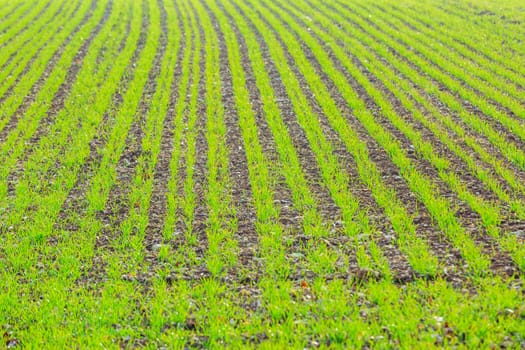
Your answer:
[4,0,111,199]
[83,0,168,285]
[270,0,520,279]
[434,4,524,62]
[54,3,134,235]
[0,0,96,143]
[334,1,525,152]
[260,1,426,283]
[370,2,525,90]
[142,2,187,271]
[0,0,53,41]
[312,0,525,189]
[229,1,375,281]
[172,44,199,253]
[204,2,260,280]
[256,0,467,282]
[458,96,525,150]
[0,0,69,72]
[215,2,304,283]
[0,3,24,24]
[175,0,210,282]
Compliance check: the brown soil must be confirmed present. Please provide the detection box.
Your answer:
[0,3,24,24]
[169,1,210,282]
[256,0,470,282]
[269,0,521,278]
[4,0,112,201]
[0,0,52,40]
[0,0,69,71]
[143,1,189,270]
[209,2,260,279]
[0,0,98,142]
[86,0,169,285]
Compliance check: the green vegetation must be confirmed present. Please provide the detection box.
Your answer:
[0,0,524,348]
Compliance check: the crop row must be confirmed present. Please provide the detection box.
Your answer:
[1,0,524,347]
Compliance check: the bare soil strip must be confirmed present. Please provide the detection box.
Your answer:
[206,2,260,279]
[216,4,306,282]
[254,0,469,281]
[0,0,69,71]
[87,0,171,285]
[0,0,96,141]
[142,5,187,273]
[3,0,113,202]
[174,1,211,282]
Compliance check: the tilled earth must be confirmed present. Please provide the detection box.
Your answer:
[1,0,524,347]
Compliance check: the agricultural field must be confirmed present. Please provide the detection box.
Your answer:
[0,0,524,347]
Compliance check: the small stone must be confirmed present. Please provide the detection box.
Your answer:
[433,334,443,344]
[6,339,20,348]
[290,252,304,259]
[152,244,162,251]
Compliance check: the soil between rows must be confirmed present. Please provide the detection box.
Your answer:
[2,0,523,297]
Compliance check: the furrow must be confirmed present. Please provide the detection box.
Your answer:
[192,0,239,279]
[275,0,522,273]
[333,0,525,147]
[0,0,69,73]
[175,0,211,281]
[0,0,113,207]
[248,0,496,277]
[320,1,525,172]
[0,0,95,140]
[0,0,52,47]
[84,0,168,284]
[208,3,259,278]
[142,0,188,274]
